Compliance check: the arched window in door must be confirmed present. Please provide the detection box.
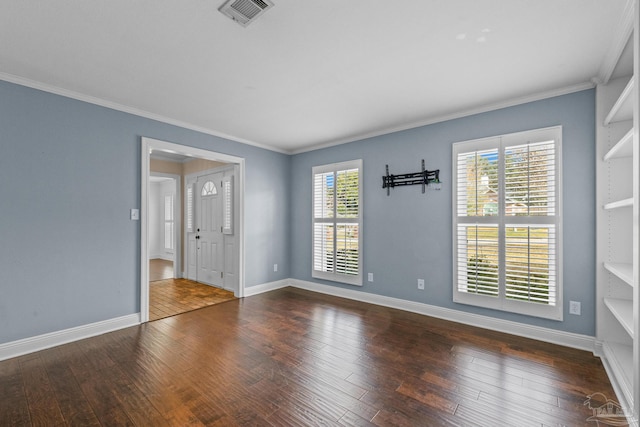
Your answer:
[201,180,217,196]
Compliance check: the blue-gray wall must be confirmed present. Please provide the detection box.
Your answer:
[0,80,596,345]
[290,89,596,336]
[0,80,291,343]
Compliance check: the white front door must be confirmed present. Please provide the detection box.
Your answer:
[195,172,224,287]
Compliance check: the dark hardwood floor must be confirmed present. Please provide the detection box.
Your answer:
[0,287,619,426]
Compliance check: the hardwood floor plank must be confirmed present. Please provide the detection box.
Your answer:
[266,397,342,427]
[453,400,542,427]
[0,287,618,426]
[281,369,372,419]
[338,410,378,427]
[476,390,590,426]
[20,356,65,426]
[63,347,135,426]
[0,358,32,426]
[41,353,101,426]
[397,387,459,415]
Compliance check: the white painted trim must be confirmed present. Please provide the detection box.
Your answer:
[290,82,594,154]
[598,341,639,427]
[287,279,595,352]
[597,0,635,84]
[141,137,246,318]
[243,279,290,297]
[141,140,150,322]
[0,314,140,362]
[1,71,594,156]
[0,72,287,155]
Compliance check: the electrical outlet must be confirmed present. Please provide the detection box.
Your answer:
[273,264,278,272]
[417,279,425,290]
[569,301,581,315]
[368,273,373,282]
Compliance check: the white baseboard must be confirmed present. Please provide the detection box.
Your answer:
[0,313,140,362]
[1,278,596,363]
[284,279,595,352]
[599,341,639,427]
[244,279,290,297]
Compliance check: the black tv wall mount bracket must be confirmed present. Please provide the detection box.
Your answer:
[382,159,441,196]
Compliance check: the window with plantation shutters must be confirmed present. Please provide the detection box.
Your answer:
[222,175,233,235]
[186,183,194,233]
[312,160,362,286]
[452,127,562,320]
[164,194,174,252]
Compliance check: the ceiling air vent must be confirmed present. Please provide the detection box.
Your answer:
[219,0,274,27]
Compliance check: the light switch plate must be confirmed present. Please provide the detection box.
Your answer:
[130,208,139,220]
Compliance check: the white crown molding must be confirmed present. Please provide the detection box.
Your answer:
[597,0,635,84]
[281,279,595,352]
[0,72,289,155]
[0,313,140,362]
[2,71,595,157]
[291,82,596,155]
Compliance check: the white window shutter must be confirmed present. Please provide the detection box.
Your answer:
[452,127,561,320]
[312,160,362,286]
[222,175,233,235]
[186,182,194,233]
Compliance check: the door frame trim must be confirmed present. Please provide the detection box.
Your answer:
[140,137,245,323]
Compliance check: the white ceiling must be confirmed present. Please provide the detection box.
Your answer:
[0,1,632,153]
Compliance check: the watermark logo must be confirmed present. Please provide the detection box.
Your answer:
[584,392,629,426]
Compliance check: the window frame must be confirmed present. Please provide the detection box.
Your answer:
[312,159,363,286]
[452,126,563,320]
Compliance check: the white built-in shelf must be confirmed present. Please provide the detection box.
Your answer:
[604,128,634,161]
[604,198,634,210]
[604,76,635,125]
[596,22,637,423]
[604,262,634,287]
[604,298,634,338]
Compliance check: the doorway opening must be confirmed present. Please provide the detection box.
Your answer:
[141,137,245,323]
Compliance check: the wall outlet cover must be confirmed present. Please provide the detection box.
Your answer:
[569,301,581,315]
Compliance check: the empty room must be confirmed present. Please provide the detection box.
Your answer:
[1,1,639,425]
